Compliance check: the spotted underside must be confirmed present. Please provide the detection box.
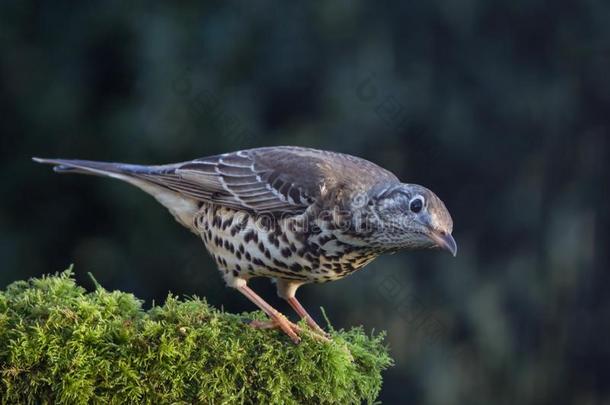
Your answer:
[194,203,382,287]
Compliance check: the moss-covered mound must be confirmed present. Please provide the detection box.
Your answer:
[0,269,392,404]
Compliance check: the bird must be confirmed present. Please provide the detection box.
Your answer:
[33,146,456,343]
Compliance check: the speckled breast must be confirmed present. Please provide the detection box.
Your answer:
[193,203,381,286]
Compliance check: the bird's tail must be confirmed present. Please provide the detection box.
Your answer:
[32,157,200,229]
[32,157,155,180]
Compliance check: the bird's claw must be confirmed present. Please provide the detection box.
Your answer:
[246,317,330,343]
[305,320,330,339]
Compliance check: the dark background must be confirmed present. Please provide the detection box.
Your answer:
[1,1,609,404]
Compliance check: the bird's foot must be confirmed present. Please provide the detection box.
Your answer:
[247,314,301,344]
[283,296,330,339]
[247,315,330,343]
[303,317,330,339]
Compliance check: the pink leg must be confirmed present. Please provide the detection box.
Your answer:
[286,296,327,336]
[237,284,301,344]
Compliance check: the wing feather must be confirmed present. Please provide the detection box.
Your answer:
[126,146,399,213]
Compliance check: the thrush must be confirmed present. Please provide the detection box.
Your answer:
[34,146,456,343]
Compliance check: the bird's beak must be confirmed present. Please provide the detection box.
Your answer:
[428,229,457,257]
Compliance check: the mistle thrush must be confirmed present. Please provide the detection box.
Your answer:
[34,146,456,343]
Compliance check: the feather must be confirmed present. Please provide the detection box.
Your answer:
[33,146,400,214]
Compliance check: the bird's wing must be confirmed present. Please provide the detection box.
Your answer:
[135,146,399,213]
[33,147,400,214]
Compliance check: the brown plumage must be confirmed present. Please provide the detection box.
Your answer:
[34,146,456,343]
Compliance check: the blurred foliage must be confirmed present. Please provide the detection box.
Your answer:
[0,1,608,404]
[0,269,392,404]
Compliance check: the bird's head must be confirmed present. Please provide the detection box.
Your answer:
[363,183,457,256]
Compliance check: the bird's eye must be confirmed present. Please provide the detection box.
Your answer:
[409,196,424,213]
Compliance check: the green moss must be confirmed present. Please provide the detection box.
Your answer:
[0,268,392,404]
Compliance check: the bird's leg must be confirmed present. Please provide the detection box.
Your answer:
[285,296,327,337]
[237,284,301,344]
[275,279,328,337]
